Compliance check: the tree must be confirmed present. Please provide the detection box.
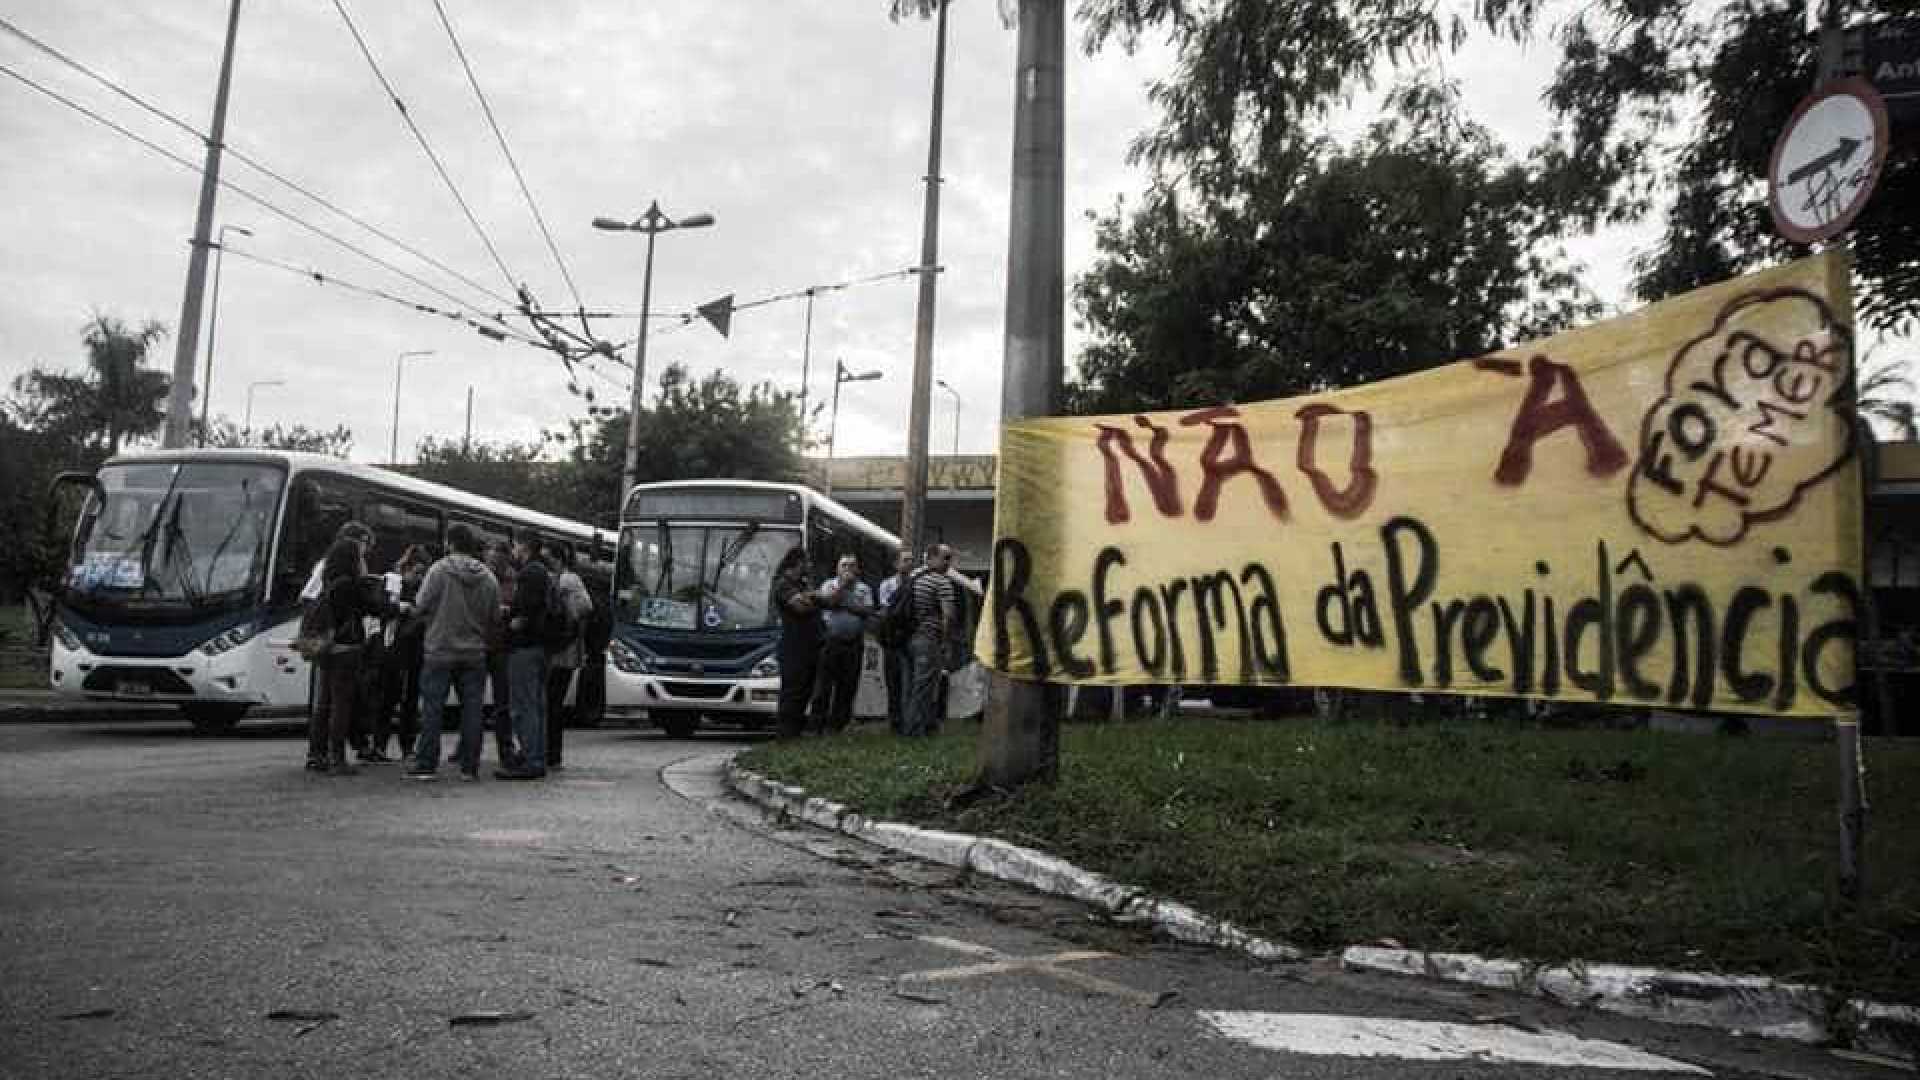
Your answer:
[1069,83,1595,413]
[549,363,806,526]
[1512,0,1918,332]
[409,437,580,521]
[9,315,170,457]
[196,415,354,457]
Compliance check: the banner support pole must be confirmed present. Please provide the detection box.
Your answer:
[1835,715,1867,904]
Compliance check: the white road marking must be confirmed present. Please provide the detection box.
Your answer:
[899,935,1163,1007]
[1199,1011,1710,1074]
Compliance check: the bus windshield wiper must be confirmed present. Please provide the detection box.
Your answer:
[709,524,758,596]
[132,467,184,595]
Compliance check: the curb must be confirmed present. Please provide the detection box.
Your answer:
[725,763,1301,962]
[726,762,1919,1063]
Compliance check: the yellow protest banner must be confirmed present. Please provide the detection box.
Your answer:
[975,254,1862,717]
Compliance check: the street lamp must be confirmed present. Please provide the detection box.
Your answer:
[593,201,715,499]
[242,379,283,440]
[198,223,252,446]
[935,378,961,457]
[826,359,883,497]
[391,349,437,463]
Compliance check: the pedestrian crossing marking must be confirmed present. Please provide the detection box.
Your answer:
[899,934,1163,1007]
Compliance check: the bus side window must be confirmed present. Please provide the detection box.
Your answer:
[273,476,349,606]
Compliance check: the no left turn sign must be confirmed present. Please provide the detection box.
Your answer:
[1768,77,1890,244]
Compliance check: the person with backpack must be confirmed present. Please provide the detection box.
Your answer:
[542,540,592,770]
[808,553,874,735]
[902,543,958,737]
[311,538,394,774]
[300,521,375,771]
[876,549,915,734]
[482,540,523,770]
[497,530,552,779]
[405,524,500,781]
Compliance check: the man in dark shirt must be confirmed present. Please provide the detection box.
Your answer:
[772,548,821,739]
[499,530,551,779]
[903,544,956,737]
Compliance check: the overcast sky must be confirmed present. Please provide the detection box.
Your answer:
[7,1,1860,469]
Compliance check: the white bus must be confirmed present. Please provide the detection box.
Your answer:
[48,449,609,732]
[604,480,900,737]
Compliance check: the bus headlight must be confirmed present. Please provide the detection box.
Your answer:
[752,656,779,678]
[51,620,81,652]
[607,639,651,674]
[197,621,258,657]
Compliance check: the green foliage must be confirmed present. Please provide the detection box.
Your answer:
[1515,0,1918,331]
[1069,84,1595,413]
[409,436,582,521]
[196,415,354,457]
[9,314,170,456]
[548,362,806,525]
[743,719,1920,1002]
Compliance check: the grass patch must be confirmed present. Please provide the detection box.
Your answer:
[741,719,1920,1003]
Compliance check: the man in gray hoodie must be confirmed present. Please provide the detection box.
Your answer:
[406,523,501,780]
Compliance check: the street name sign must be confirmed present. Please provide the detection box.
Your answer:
[1767,78,1889,244]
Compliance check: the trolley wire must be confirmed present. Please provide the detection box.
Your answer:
[0,60,527,342]
[217,245,543,347]
[431,0,585,313]
[331,0,520,295]
[0,13,517,312]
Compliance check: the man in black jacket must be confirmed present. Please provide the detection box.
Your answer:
[499,530,551,779]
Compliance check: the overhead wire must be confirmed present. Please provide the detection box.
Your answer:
[0,60,527,342]
[330,0,520,295]
[0,13,517,312]
[430,0,585,312]
[217,245,543,347]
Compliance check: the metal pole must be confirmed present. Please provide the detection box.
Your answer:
[799,288,816,442]
[620,210,660,500]
[164,0,243,448]
[978,0,1065,790]
[391,356,404,463]
[198,237,227,447]
[827,362,844,498]
[900,0,950,557]
[464,386,473,454]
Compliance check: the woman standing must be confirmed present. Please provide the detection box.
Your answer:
[315,538,390,774]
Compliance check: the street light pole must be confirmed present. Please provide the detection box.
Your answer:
[391,349,436,463]
[163,0,244,448]
[826,359,884,498]
[198,223,252,446]
[242,378,282,440]
[594,202,715,501]
[936,378,961,457]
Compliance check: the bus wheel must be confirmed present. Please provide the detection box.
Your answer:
[655,711,698,739]
[184,704,249,735]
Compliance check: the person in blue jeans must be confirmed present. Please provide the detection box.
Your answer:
[405,523,501,781]
[498,530,551,780]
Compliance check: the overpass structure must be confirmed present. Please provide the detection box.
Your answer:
[804,454,997,577]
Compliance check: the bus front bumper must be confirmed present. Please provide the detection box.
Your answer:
[602,666,780,721]
[48,638,277,706]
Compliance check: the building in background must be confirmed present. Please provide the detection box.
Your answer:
[804,455,996,578]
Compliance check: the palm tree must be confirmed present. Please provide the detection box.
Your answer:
[1857,347,1918,442]
[13,315,171,456]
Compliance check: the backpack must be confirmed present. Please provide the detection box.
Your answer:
[875,570,922,649]
[541,577,579,651]
[291,596,336,662]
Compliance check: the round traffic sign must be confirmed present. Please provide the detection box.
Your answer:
[1768,78,1890,245]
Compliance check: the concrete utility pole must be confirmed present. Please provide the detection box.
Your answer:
[901,0,951,558]
[977,0,1064,789]
[163,0,243,449]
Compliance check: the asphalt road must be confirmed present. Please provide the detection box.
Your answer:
[0,717,1878,1079]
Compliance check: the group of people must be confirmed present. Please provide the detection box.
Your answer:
[771,541,964,739]
[302,520,600,781]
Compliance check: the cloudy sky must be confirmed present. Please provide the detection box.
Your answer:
[0,1,1792,468]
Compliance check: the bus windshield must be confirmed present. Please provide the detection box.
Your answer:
[66,461,286,619]
[615,523,800,633]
